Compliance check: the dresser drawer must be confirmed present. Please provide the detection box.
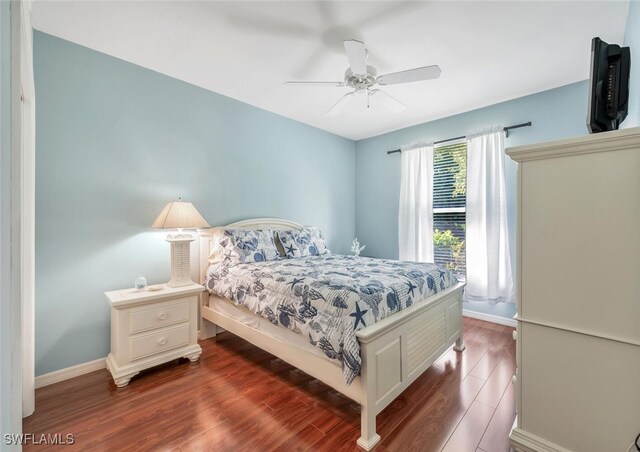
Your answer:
[130,324,190,361]
[130,299,190,334]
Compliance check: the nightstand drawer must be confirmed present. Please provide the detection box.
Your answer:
[130,324,190,360]
[130,299,190,334]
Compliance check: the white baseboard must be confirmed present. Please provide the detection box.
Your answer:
[463,309,517,327]
[35,312,512,391]
[35,357,106,389]
[510,425,571,452]
[36,330,206,388]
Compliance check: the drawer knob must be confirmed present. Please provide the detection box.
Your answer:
[158,337,167,345]
[158,312,168,320]
[512,330,518,341]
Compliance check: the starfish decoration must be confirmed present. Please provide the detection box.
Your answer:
[349,302,368,329]
[406,280,417,297]
[287,277,304,288]
[427,275,436,292]
[286,244,296,256]
[223,250,236,263]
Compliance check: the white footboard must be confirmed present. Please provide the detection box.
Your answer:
[356,283,464,449]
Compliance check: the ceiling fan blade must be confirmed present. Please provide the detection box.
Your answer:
[369,89,406,113]
[327,92,356,116]
[317,1,336,25]
[227,15,316,40]
[285,81,344,87]
[294,46,329,79]
[343,40,367,76]
[356,2,426,30]
[377,65,442,85]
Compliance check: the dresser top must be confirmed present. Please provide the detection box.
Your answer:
[506,126,640,162]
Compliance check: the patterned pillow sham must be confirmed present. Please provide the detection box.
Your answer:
[278,226,330,258]
[209,229,280,264]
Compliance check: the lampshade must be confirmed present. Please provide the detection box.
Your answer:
[152,199,210,230]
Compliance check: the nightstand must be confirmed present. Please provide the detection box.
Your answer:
[105,283,203,387]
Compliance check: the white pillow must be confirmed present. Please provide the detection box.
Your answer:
[209,228,280,264]
[278,227,330,258]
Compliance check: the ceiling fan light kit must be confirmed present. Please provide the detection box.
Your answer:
[286,39,441,116]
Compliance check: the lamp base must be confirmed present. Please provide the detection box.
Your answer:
[167,277,194,288]
[166,233,195,287]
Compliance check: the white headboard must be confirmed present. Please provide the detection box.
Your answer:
[198,217,304,285]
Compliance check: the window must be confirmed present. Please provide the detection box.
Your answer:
[433,141,466,280]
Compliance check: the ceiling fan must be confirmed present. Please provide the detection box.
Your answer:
[286,40,441,116]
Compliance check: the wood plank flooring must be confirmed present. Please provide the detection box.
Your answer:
[23,318,515,451]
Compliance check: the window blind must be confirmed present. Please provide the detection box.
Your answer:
[433,142,467,279]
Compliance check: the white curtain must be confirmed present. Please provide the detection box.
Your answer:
[20,0,35,417]
[398,142,434,262]
[465,128,514,303]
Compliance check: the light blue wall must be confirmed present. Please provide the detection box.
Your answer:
[1,0,13,438]
[34,32,355,376]
[34,8,638,372]
[623,0,640,127]
[355,81,592,319]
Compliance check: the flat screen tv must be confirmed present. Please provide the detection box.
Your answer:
[587,37,631,133]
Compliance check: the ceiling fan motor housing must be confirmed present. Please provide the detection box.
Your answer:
[344,66,378,90]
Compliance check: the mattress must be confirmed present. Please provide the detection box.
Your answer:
[205,254,458,384]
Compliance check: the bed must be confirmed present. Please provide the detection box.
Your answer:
[198,218,466,450]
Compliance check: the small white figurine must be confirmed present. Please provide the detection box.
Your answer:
[351,238,366,256]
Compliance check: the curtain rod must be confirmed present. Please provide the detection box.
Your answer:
[386,121,532,155]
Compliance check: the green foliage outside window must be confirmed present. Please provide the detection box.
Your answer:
[433,143,467,208]
[434,228,466,273]
[451,150,467,198]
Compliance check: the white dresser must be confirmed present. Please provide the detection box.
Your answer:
[105,283,203,387]
[507,127,640,452]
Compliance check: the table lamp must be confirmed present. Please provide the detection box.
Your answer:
[152,198,210,287]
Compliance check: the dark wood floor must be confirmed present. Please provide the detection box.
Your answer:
[24,318,516,452]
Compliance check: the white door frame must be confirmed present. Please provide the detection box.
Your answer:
[10,0,36,424]
[8,0,24,435]
[19,0,35,418]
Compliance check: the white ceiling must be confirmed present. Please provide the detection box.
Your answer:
[32,1,630,141]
